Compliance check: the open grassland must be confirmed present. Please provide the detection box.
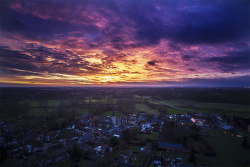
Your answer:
[135,103,160,115]
[2,95,249,121]
[84,96,116,104]
[166,107,186,115]
[138,133,158,140]
[204,129,250,167]
[162,99,250,117]
[165,100,250,112]
[136,95,250,117]
[104,110,127,117]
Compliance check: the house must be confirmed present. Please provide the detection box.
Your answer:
[222,125,233,131]
[152,156,162,167]
[114,134,120,138]
[141,144,152,155]
[178,118,193,126]
[216,115,222,121]
[103,117,112,129]
[43,143,69,164]
[152,123,162,133]
[139,112,146,116]
[94,144,110,156]
[111,116,117,126]
[158,142,184,152]
[151,117,163,125]
[78,133,92,146]
[119,150,135,166]
[141,123,152,133]
[66,124,75,130]
[191,118,204,126]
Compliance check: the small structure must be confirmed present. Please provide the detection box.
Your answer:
[119,150,134,166]
[152,156,162,167]
[222,125,232,130]
[66,124,75,130]
[141,123,152,133]
[94,144,110,156]
[141,144,152,155]
[78,134,91,146]
[158,142,184,152]
[114,134,120,138]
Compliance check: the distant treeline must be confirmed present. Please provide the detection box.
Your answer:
[0,87,249,105]
[134,88,250,105]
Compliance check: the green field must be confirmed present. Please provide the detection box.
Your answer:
[104,110,126,117]
[161,99,250,117]
[139,133,158,140]
[165,100,250,112]
[135,103,160,115]
[2,95,249,121]
[204,129,250,167]
[166,107,186,115]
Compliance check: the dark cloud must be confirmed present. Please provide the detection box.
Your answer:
[183,75,250,87]
[123,0,250,45]
[182,55,193,61]
[0,45,103,76]
[0,46,37,72]
[0,2,99,41]
[206,49,250,72]
[148,61,156,66]
[168,42,181,51]
[1,0,249,48]
[188,68,196,71]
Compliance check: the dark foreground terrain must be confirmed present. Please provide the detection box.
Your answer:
[0,87,249,166]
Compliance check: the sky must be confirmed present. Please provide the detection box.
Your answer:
[0,0,249,87]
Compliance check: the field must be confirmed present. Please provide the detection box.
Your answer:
[135,103,159,115]
[1,93,250,122]
[162,99,250,117]
[204,129,250,166]
[165,100,249,112]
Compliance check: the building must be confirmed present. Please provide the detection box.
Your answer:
[158,142,184,152]
[141,123,152,133]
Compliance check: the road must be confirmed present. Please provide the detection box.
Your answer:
[157,101,196,113]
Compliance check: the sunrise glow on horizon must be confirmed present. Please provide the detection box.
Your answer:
[0,0,249,87]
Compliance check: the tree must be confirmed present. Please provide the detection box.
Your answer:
[69,144,83,162]
[242,136,249,148]
[0,146,7,163]
[189,151,196,164]
[110,137,119,147]
[122,128,138,142]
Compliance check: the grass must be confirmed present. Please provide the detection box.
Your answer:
[104,110,126,117]
[166,107,186,115]
[139,133,158,140]
[128,146,141,152]
[0,158,21,167]
[136,103,160,115]
[0,112,17,121]
[99,96,117,104]
[60,159,71,167]
[164,99,250,118]
[85,96,116,104]
[165,100,250,111]
[134,154,146,166]
[204,129,250,167]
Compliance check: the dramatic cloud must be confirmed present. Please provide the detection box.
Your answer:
[205,49,250,72]
[147,61,156,66]
[0,0,249,86]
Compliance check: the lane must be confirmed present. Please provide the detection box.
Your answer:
[157,101,196,113]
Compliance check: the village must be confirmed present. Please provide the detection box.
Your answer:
[0,105,247,167]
